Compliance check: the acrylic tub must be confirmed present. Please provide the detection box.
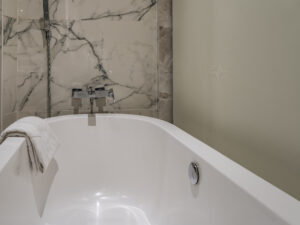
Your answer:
[0,114,299,225]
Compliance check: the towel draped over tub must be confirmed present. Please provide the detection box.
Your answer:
[0,117,60,173]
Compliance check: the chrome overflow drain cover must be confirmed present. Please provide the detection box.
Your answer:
[188,162,200,185]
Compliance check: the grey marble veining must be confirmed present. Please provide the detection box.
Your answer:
[1,0,173,129]
[1,0,18,129]
[48,0,158,116]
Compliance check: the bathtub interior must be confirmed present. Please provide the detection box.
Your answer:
[44,116,168,225]
[0,115,299,225]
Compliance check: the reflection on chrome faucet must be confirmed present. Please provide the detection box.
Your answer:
[72,86,115,114]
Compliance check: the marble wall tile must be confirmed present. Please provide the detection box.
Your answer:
[2,13,18,129]
[2,46,17,115]
[158,0,173,122]
[49,0,157,21]
[49,19,157,114]
[2,112,18,130]
[16,19,46,73]
[1,0,173,128]
[16,71,48,113]
[48,0,159,116]
[17,0,43,20]
[3,16,18,46]
[2,1,46,129]
[3,0,17,17]
[15,17,47,115]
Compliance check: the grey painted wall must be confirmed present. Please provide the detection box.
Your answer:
[173,0,300,199]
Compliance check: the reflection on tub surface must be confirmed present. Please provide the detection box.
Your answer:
[43,192,151,225]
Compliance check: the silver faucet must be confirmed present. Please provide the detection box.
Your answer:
[72,86,114,114]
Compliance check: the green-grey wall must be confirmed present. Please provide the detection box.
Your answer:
[173,0,300,200]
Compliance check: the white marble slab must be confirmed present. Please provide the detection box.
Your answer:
[1,0,173,127]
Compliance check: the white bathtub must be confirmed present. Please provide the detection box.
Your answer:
[0,114,299,225]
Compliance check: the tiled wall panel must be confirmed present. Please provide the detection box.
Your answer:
[1,0,172,129]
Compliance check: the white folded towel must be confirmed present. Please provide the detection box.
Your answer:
[0,116,59,173]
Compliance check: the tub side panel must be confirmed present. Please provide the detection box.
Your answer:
[0,138,41,225]
[157,136,289,225]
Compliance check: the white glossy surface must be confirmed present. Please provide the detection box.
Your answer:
[0,114,299,225]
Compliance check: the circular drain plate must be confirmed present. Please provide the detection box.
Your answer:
[188,162,200,185]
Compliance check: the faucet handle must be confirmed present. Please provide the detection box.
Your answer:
[107,88,115,103]
[107,88,114,98]
[95,87,107,98]
[95,87,105,91]
[72,88,83,98]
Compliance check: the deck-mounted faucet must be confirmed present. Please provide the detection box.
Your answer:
[72,86,114,114]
